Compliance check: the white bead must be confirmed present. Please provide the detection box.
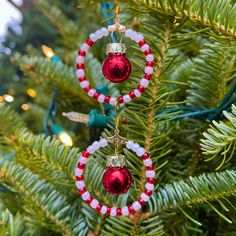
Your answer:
[126,140,134,149]
[88,89,96,97]
[137,147,145,156]
[75,168,83,176]
[134,33,144,43]
[134,89,141,97]
[146,170,155,178]
[145,67,153,74]
[132,143,140,152]
[130,31,138,41]
[76,181,85,189]
[141,193,150,202]
[132,201,141,210]
[90,199,99,209]
[125,29,133,38]
[140,79,149,88]
[97,94,105,103]
[82,191,90,201]
[121,206,129,216]
[89,33,97,42]
[109,97,116,105]
[76,55,84,64]
[80,80,89,88]
[87,145,96,154]
[92,141,100,150]
[145,183,154,191]
[110,207,117,216]
[99,138,108,147]
[79,156,88,164]
[100,205,107,214]
[146,54,154,62]
[101,27,109,36]
[81,43,89,52]
[123,94,131,103]
[143,158,152,166]
[141,44,149,52]
[95,30,103,39]
[76,69,85,77]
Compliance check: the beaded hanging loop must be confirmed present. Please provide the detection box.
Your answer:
[76,27,154,104]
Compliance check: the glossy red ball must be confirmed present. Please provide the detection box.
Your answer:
[102,166,132,195]
[102,53,132,83]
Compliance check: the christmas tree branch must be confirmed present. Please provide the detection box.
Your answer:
[0,162,86,236]
[130,0,236,39]
[201,104,236,170]
[152,169,236,214]
[12,53,97,107]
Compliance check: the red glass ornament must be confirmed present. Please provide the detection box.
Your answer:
[102,166,132,195]
[102,53,131,83]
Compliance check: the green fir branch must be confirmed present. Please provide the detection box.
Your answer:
[0,161,88,236]
[151,169,236,214]
[201,104,236,169]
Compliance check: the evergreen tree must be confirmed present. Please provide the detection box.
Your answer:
[0,0,236,235]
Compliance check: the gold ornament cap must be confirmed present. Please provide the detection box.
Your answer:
[106,43,126,55]
[106,155,126,167]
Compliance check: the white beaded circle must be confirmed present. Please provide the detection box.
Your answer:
[76,27,154,105]
[75,138,155,216]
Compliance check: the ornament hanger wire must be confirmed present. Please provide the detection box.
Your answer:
[115,0,120,24]
[108,0,125,32]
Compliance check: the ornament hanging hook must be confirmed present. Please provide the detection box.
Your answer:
[107,102,126,153]
[114,101,120,132]
[108,0,126,32]
[115,0,120,24]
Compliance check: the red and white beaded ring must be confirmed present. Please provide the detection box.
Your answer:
[76,27,154,105]
[75,138,155,216]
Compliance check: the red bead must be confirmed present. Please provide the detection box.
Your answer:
[78,76,86,82]
[142,153,150,160]
[129,91,136,99]
[147,178,155,184]
[147,165,154,171]
[138,198,146,206]
[79,50,86,57]
[77,64,84,69]
[93,92,100,99]
[138,85,145,93]
[128,205,135,213]
[76,176,84,181]
[117,208,122,216]
[144,49,152,55]
[86,38,94,46]
[117,96,124,104]
[86,196,93,204]
[106,207,111,215]
[78,163,85,169]
[139,40,147,47]
[82,150,90,158]
[102,167,132,195]
[145,189,152,196]
[102,53,132,83]
[145,74,152,80]
[146,61,154,67]
[78,188,86,195]
[96,204,102,212]
[84,86,91,92]
[104,96,110,103]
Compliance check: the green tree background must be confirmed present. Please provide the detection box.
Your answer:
[0,0,236,235]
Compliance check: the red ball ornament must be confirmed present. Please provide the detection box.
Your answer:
[102,166,132,195]
[102,43,131,83]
